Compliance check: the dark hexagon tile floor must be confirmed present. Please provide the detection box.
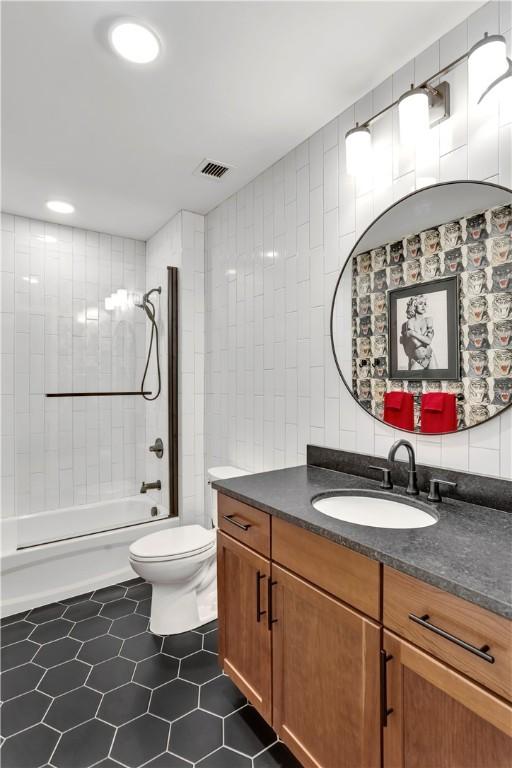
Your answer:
[0,578,302,768]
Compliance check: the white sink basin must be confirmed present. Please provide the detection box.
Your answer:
[312,490,437,529]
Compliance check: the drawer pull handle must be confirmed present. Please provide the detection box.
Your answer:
[223,514,252,531]
[409,613,495,664]
[256,571,266,623]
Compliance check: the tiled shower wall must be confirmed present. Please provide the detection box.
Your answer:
[145,211,205,525]
[0,214,147,519]
[205,1,512,486]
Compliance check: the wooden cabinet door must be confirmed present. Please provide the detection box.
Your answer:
[271,564,381,768]
[217,531,272,721]
[383,630,512,768]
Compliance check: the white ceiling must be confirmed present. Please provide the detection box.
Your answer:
[2,1,482,240]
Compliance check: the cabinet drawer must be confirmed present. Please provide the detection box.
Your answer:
[384,567,512,702]
[218,494,270,557]
[272,517,380,620]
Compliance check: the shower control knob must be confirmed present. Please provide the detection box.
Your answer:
[149,438,164,459]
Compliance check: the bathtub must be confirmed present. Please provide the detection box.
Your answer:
[1,496,177,618]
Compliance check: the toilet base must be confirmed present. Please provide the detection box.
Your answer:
[149,580,217,636]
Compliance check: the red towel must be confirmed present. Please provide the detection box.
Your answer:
[421,392,457,433]
[383,391,414,430]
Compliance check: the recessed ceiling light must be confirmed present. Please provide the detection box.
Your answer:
[109,21,160,64]
[46,200,74,214]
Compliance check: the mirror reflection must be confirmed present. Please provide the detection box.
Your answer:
[331,181,512,434]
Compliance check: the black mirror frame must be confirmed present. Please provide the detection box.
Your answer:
[329,179,512,436]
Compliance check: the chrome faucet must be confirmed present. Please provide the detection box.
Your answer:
[140,480,161,494]
[387,439,419,496]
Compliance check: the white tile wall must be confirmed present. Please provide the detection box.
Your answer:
[205,2,512,492]
[145,211,205,525]
[0,215,147,518]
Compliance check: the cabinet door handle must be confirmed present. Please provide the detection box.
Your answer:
[380,649,393,727]
[409,613,494,664]
[222,514,252,531]
[267,579,278,631]
[256,571,266,622]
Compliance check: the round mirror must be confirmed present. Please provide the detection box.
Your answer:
[331,180,512,434]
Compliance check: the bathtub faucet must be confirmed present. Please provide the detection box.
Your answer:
[140,480,161,494]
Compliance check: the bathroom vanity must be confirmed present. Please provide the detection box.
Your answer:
[214,449,512,768]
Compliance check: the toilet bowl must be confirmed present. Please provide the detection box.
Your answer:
[129,465,250,635]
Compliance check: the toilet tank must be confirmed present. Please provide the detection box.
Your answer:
[207,466,251,528]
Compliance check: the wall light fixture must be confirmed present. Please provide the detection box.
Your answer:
[468,33,509,103]
[344,31,509,176]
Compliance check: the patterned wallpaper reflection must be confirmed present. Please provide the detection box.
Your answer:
[351,203,512,431]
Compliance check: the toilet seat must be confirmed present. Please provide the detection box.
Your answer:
[129,525,215,563]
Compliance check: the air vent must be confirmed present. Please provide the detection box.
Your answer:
[194,158,232,181]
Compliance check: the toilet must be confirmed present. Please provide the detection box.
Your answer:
[129,466,250,635]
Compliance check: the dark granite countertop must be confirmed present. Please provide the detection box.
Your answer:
[213,464,512,619]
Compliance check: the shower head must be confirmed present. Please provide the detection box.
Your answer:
[142,286,161,303]
[135,286,161,309]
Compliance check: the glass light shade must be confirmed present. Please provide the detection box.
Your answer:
[478,59,512,104]
[398,88,429,145]
[110,21,160,64]
[345,126,372,176]
[468,34,508,103]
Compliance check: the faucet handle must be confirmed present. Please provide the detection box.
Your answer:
[369,465,393,490]
[427,478,457,503]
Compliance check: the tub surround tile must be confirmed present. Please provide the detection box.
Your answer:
[0,580,301,768]
[213,458,512,619]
